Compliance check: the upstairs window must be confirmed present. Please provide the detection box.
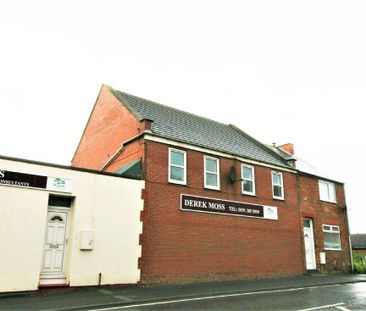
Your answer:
[319,180,336,203]
[169,148,186,185]
[241,164,255,195]
[323,225,341,250]
[204,156,220,190]
[272,171,284,200]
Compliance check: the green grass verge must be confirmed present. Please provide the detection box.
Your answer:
[353,252,366,274]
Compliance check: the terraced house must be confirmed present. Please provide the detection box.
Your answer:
[72,85,352,284]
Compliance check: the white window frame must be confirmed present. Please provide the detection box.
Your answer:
[272,171,284,200]
[241,164,256,196]
[204,156,220,190]
[318,180,337,203]
[168,148,187,185]
[322,224,342,251]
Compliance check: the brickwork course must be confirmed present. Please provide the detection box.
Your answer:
[72,85,352,284]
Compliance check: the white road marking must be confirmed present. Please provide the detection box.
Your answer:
[87,284,344,311]
[297,302,345,311]
[336,306,351,311]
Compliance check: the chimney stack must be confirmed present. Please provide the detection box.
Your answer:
[278,143,294,155]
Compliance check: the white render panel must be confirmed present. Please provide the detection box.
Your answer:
[0,187,48,292]
[0,157,144,293]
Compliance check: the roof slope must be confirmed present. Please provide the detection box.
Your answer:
[112,89,290,168]
[267,145,342,183]
[351,234,366,249]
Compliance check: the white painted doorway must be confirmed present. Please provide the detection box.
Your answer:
[40,208,69,286]
[303,218,317,270]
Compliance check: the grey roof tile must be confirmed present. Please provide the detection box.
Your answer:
[351,234,366,249]
[113,89,291,168]
[115,159,142,180]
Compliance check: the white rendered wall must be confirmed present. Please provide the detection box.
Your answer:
[0,158,144,292]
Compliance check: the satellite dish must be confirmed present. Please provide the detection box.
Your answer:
[229,166,237,184]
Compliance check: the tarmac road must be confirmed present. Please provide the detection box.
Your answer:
[88,283,366,311]
[1,275,366,311]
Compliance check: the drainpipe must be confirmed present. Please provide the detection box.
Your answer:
[100,132,146,172]
[344,204,354,273]
[296,172,307,274]
[340,182,354,273]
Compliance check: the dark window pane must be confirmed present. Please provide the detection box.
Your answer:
[50,215,64,223]
[243,180,253,193]
[48,195,72,207]
[303,219,311,228]
[273,185,282,198]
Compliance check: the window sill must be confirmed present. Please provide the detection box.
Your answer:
[168,180,188,186]
[320,199,337,204]
[204,186,221,191]
[242,192,256,197]
[273,196,285,201]
[324,248,342,251]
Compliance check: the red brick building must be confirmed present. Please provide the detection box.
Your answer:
[270,145,352,274]
[72,85,352,284]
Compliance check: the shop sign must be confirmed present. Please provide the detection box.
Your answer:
[0,169,72,193]
[180,194,278,220]
[46,176,72,193]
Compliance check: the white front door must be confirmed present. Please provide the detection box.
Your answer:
[40,209,69,284]
[303,218,316,270]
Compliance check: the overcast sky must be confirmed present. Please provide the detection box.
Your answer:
[1,1,365,233]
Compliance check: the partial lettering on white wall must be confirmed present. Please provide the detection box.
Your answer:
[0,169,72,193]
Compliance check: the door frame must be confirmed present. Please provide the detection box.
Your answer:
[40,206,70,285]
[303,217,317,270]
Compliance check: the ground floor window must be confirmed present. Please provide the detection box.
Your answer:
[323,224,342,250]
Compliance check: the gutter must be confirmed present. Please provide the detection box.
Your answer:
[144,133,297,173]
[297,170,344,186]
[99,131,147,172]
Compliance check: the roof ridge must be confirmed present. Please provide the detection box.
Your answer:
[114,89,230,128]
[108,86,293,169]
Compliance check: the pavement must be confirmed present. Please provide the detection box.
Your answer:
[1,274,366,310]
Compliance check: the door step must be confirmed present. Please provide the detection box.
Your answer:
[39,274,68,287]
[304,270,325,277]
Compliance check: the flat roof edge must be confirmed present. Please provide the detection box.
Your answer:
[0,154,141,180]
